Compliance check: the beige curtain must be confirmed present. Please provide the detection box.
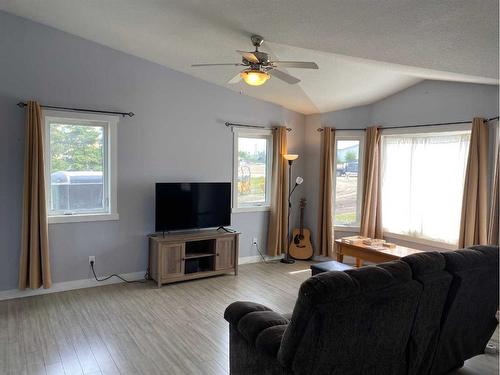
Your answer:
[19,101,52,289]
[317,128,335,257]
[458,118,489,247]
[267,127,288,256]
[487,120,499,245]
[360,126,383,239]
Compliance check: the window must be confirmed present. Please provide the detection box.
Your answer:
[233,130,273,211]
[381,128,470,245]
[333,132,364,226]
[44,111,118,223]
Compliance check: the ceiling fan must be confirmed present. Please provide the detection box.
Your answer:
[191,35,319,86]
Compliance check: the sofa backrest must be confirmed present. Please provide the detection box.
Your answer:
[401,252,453,375]
[430,246,499,375]
[277,261,422,375]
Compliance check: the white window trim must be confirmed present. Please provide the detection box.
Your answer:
[379,123,471,246]
[232,128,273,213]
[333,130,365,228]
[44,110,119,224]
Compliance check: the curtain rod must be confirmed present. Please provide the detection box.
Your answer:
[316,116,500,132]
[17,102,135,117]
[225,121,292,132]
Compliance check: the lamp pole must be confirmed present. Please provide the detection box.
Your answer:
[281,154,302,264]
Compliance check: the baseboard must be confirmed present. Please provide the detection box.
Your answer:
[0,271,145,301]
[0,255,284,301]
[238,254,283,264]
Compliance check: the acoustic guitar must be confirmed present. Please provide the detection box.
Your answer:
[289,198,314,260]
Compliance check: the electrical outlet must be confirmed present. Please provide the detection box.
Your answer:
[252,237,258,246]
[88,256,95,265]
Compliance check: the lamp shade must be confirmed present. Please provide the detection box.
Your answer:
[240,70,270,86]
[283,154,299,161]
[295,176,304,185]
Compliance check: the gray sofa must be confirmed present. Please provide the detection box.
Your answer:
[224,246,499,375]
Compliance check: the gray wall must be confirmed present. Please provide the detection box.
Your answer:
[1,10,498,291]
[0,11,305,291]
[304,80,499,249]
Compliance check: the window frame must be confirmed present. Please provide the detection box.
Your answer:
[333,130,365,230]
[232,128,273,213]
[44,110,119,224]
[380,123,472,246]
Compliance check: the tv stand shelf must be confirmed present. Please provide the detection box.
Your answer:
[148,230,239,287]
[184,253,215,259]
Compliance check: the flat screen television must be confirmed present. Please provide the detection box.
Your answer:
[155,182,231,232]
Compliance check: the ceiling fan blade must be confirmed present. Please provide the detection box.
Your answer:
[269,69,301,84]
[236,50,259,64]
[191,63,243,67]
[271,61,319,69]
[228,73,242,84]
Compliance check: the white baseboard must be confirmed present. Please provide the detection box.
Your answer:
[0,271,145,301]
[238,254,283,265]
[0,255,284,301]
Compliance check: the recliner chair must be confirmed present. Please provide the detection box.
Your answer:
[225,261,422,375]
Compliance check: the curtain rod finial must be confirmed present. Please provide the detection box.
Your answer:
[17,102,26,108]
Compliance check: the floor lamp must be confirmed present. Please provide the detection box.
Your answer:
[281,154,303,264]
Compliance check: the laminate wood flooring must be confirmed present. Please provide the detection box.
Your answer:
[0,261,497,374]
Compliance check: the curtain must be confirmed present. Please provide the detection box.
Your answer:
[19,101,52,289]
[360,127,383,239]
[488,119,499,245]
[317,128,335,257]
[381,131,470,244]
[459,118,489,247]
[267,127,288,256]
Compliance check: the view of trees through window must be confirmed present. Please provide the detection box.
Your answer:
[237,136,268,206]
[49,123,105,213]
[334,140,360,225]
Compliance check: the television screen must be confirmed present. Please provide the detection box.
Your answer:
[155,182,231,232]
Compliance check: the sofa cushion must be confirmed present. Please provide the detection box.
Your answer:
[401,251,452,375]
[430,246,499,375]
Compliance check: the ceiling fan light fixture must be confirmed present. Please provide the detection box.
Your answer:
[240,69,270,86]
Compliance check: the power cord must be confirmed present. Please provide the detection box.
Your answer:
[90,261,149,284]
[254,242,280,264]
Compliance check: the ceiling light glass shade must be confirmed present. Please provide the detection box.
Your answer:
[240,70,270,86]
[283,154,299,161]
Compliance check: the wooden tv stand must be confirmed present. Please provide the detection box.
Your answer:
[148,229,239,287]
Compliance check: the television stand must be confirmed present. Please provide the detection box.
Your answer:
[148,229,240,287]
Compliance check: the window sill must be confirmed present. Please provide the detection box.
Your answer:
[48,213,119,224]
[232,206,271,214]
[334,225,360,232]
[383,232,457,251]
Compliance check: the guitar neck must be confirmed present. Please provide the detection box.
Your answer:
[299,207,304,235]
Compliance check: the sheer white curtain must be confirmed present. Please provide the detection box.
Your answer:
[381,131,470,244]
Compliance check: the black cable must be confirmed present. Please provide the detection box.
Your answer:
[254,242,280,264]
[90,261,148,284]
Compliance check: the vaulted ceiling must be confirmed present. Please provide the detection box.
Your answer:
[1,0,498,114]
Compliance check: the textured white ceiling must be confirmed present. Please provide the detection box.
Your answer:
[1,0,498,114]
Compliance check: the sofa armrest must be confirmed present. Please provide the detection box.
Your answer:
[224,301,289,348]
[255,324,288,358]
[224,301,273,326]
